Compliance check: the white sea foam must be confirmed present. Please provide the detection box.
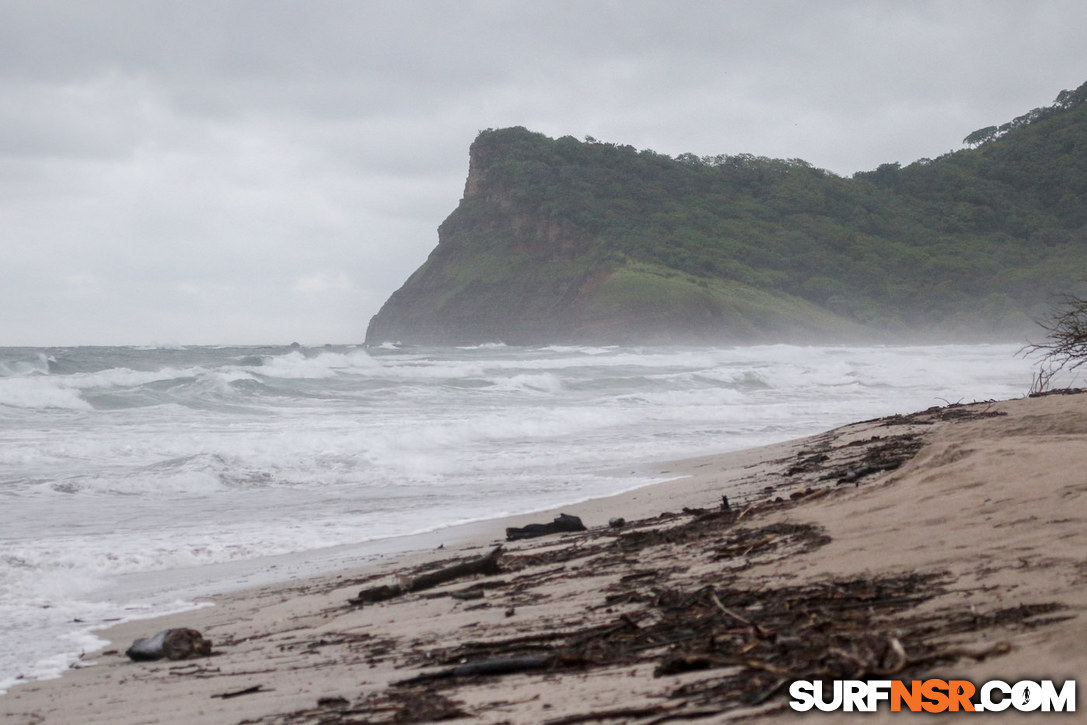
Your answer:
[0,353,52,377]
[253,349,378,379]
[457,342,508,350]
[0,377,93,410]
[487,372,565,394]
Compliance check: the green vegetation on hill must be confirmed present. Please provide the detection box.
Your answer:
[366,81,1087,345]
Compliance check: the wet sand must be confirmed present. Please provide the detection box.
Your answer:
[2,393,1085,724]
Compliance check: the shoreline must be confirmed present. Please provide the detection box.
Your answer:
[3,392,1085,723]
[0,442,761,697]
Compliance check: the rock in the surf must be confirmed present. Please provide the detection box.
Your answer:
[125,628,212,661]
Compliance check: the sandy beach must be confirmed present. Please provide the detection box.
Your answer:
[2,392,1085,724]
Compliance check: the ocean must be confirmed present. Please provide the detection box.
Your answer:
[0,342,1036,691]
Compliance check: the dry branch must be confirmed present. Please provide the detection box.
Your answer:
[349,546,503,605]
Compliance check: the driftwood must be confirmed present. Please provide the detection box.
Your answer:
[395,655,553,686]
[349,546,504,605]
[506,513,586,540]
[211,684,269,699]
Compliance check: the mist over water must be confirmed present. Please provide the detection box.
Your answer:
[0,342,1036,690]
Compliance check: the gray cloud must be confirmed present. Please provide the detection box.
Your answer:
[2,0,1087,344]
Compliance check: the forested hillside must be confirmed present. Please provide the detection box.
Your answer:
[366,81,1087,345]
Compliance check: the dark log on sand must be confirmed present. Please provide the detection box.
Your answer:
[349,546,503,605]
[505,513,586,540]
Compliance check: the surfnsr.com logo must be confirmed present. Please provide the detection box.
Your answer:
[789,679,1076,713]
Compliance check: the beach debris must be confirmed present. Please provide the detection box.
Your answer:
[349,546,504,605]
[380,491,1066,719]
[1028,386,1086,398]
[432,579,508,602]
[404,565,959,687]
[315,696,350,708]
[166,661,222,678]
[394,654,554,686]
[541,703,709,724]
[257,689,469,722]
[786,453,829,476]
[836,463,895,484]
[244,406,1079,725]
[407,562,1051,713]
[812,433,924,486]
[607,516,625,528]
[874,401,1008,427]
[125,628,212,661]
[211,684,269,699]
[506,512,586,540]
[324,690,470,722]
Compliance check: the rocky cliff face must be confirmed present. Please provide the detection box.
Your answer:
[363,138,600,344]
[364,128,860,346]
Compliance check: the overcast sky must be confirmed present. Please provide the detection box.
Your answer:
[3,0,1086,346]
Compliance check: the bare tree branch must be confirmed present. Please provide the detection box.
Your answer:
[1022,294,1087,393]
